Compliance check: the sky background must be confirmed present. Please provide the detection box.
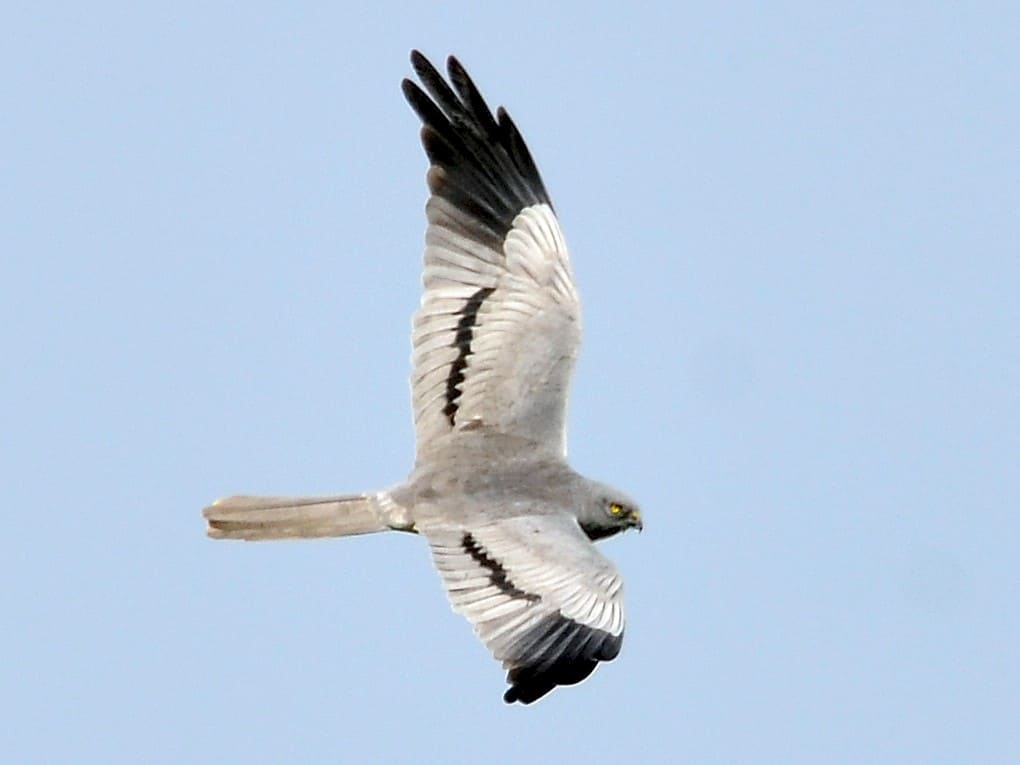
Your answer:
[4,2,1018,763]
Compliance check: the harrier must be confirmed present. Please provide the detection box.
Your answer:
[204,51,643,704]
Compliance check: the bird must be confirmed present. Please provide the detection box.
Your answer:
[203,50,643,705]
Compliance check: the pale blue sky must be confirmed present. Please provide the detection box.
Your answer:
[4,2,1018,763]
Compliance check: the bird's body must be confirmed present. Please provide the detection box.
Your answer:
[395,431,638,537]
[204,51,642,704]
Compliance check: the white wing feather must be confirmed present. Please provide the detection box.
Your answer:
[426,515,624,663]
[412,203,580,456]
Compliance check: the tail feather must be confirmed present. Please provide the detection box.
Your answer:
[203,494,388,541]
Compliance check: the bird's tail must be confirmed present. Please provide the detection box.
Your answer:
[203,493,389,541]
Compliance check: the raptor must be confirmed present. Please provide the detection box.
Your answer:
[204,51,643,704]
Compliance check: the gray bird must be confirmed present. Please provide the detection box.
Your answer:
[203,50,643,705]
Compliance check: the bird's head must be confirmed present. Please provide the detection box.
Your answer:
[577,481,643,540]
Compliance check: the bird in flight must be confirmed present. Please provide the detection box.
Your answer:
[204,50,643,704]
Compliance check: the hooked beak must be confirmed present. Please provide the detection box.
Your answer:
[630,511,643,532]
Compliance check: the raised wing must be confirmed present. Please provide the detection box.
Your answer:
[402,52,581,460]
[425,515,625,704]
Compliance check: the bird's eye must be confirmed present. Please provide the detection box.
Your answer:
[609,502,624,515]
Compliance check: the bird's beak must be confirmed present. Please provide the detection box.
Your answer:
[631,512,643,532]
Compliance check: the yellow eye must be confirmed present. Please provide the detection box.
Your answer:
[609,502,624,515]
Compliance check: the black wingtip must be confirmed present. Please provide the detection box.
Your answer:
[400,77,418,102]
[503,659,600,705]
[499,614,623,705]
[503,678,556,704]
[402,49,553,242]
[446,54,464,80]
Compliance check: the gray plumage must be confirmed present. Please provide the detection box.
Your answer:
[203,50,642,705]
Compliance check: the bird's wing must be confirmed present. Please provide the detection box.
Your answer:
[423,514,625,704]
[402,51,581,460]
